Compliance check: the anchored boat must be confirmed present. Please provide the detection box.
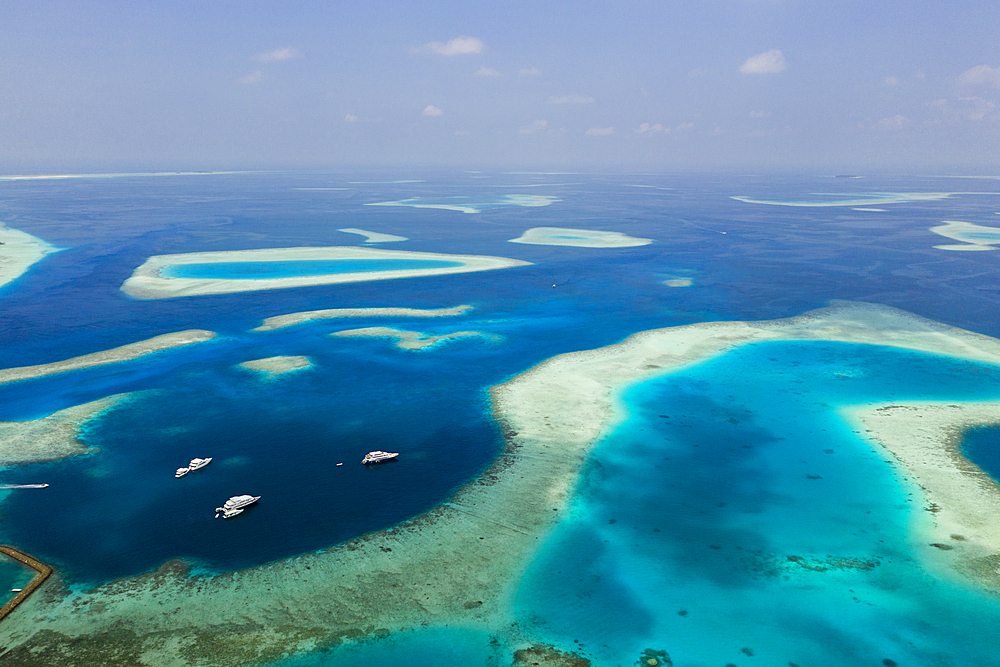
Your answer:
[175,457,212,478]
[215,494,260,519]
[362,450,399,465]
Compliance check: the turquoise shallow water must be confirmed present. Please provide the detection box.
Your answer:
[0,555,36,607]
[162,259,465,280]
[516,341,1000,666]
[3,172,1000,665]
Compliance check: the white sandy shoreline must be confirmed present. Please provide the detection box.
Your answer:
[0,224,60,290]
[121,247,531,300]
[5,301,1000,666]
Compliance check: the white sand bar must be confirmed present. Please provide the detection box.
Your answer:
[0,394,133,466]
[337,228,408,243]
[331,327,494,350]
[6,301,1000,665]
[930,220,1000,251]
[0,330,216,385]
[508,226,652,247]
[253,305,473,332]
[0,224,60,290]
[237,355,313,377]
[121,247,531,300]
[841,401,1000,586]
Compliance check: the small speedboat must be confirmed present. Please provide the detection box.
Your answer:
[175,467,189,478]
[362,450,399,465]
[215,494,260,519]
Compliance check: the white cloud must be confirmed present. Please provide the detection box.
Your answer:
[635,123,668,134]
[739,49,786,74]
[749,110,771,118]
[475,67,502,77]
[884,76,900,87]
[585,126,615,136]
[958,65,1000,88]
[238,71,264,85]
[958,96,996,121]
[422,105,443,116]
[256,47,299,62]
[519,120,548,134]
[547,94,595,104]
[518,67,541,76]
[345,114,358,123]
[424,36,483,56]
[879,114,911,129]
[455,130,471,136]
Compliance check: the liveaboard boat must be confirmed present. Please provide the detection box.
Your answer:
[175,457,212,478]
[362,450,399,465]
[215,494,260,519]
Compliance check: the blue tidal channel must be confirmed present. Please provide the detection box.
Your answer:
[163,259,465,280]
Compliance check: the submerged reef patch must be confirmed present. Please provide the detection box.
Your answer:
[336,228,408,243]
[508,227,652,248]
[0,393,135,466]
[330,327,496,350]
[251,305,473,332]
[237,356,313,378]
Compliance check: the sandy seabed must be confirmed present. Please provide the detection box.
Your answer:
[4,301,1000,666]
[252,305,473,332]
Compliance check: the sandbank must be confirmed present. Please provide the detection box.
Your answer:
[663,278,693,288]
[252,305,473,332]
[0,330,216,385]
[121,247,531,300]
[508,226,652,248]
[0,394,133,466]
[0,224,60,290]
[6,301,1000,666]
[841,401,1000,586]
[337,228,408,243]
[237,356,313,378]
[732,192,953,207]
[367,194,558,214]
[331,327,495,350]
[930,220,1000,251]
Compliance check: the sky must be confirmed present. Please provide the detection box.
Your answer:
[1,0,999,171]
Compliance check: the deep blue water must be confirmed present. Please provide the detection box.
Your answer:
[162,258,465,280]
[2,171,1000,664]
[962,425,1000,479]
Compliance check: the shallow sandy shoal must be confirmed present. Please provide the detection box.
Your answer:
[0,330,216,385]
[237,356,312,376]
[841,402,1000,586]
[121,247,531,300]
[508,226,652,247]
[331,327,493,350]
[0,225,60,289]
[337,228,408,243]
[5,301,1000,666]
[0,394,135,466]
[252,305,473,332]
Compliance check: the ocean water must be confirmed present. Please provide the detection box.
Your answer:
[1,171,1000,664]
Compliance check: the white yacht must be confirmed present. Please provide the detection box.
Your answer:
[175,457,212,478]
[188,457,212,471]
[362,450,399,465]
[215,494,260,519]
